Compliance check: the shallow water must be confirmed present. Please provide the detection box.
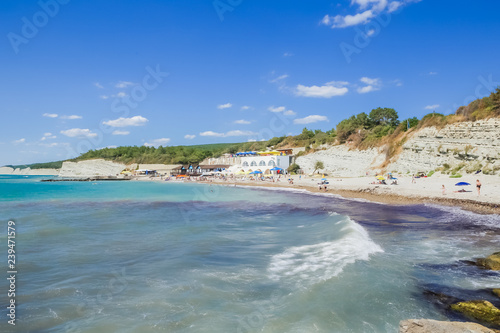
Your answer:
[0,176,499,332]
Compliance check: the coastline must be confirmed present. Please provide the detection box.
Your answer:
[178,176,500,215]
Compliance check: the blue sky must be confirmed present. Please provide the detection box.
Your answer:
[1,0,500,165]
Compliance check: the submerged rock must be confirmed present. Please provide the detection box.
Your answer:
[399,319,499,332]
[476,252,500,270]
[450,300,500,327]
[493,289,500,298]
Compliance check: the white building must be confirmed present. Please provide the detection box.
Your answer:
[232,155,291,174]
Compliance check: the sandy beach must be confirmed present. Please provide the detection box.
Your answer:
[162,173,500,215]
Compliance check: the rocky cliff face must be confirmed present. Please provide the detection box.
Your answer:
[0,167,59,175]
[389,118,500,174]
[58,159,126,177]
[296,118,500,176]
[296,145,386,177]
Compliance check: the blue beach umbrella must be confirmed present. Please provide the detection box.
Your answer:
[455,182,471,186]
[270,167,282,171]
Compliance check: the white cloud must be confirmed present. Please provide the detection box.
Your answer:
[39,142,69,148]
[112,130,130,135]
[357,77,382,94]
[200,131,225,137]
[144,138,171,147]
[217,103,232,110]
[268,106,286,113]
[103,116,149,127]
[116,92,127,98]
[393,79,403,86]
[94,82,104,89]
[241,105,251,110]
[226,130,257,137]
[100,95,109,100]
[352,0,384,9]
[43,113,58,118]
[295,81,349,98]
[366,29,376,36]
[200,130,257,137]
[234,119,251,125]
[61,115,82,120]
[360,77,380,85]
[294,115,329,124]
[13,138,26,144]
[60,128,98,138]
[424,104,440,110]
[267,106,296,115]
[428,71,438,75]
[270,74,289,83]
[41,133,57,141]
[322,10,374,28]
[247,139,257,142]
[388,1,403,12]
[322,0,419,28]
[184,134,196,139]
[283,52,293,57]
[116,81,134,88]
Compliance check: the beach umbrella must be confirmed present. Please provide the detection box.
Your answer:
[455,182,471,186]
[321,178,327,181]
[376,176,385,180]
[270,167,282,171]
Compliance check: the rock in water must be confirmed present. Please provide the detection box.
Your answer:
[451,300,500,327]
[477,252,500,270]
[493,289,500,298]
[399,319,499,333]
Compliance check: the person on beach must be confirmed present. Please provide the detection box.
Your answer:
[442,185,446,195]
[476,179,481,195]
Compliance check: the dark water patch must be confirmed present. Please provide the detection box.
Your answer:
[420,261,500,279]
[423,284,500,309]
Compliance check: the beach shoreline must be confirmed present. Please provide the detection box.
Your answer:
[158,175,500,215]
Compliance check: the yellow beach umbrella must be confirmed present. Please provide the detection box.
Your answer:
[376,176,385,180]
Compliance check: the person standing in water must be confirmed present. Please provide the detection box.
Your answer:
[476,179,482,195]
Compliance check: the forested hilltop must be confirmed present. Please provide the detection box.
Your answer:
[7,86,499,168]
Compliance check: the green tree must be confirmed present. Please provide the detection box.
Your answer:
[491,86,500,111]
[297,127,315,140]
[401,117,419,131]
[356,112,373,129]
[369,107,399,127]
[313,161,324,174]
[288,163,301,174]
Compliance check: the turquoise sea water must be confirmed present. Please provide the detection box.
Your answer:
[0,175,499,332]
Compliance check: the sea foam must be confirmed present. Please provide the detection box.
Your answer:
[267,216,383,287]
